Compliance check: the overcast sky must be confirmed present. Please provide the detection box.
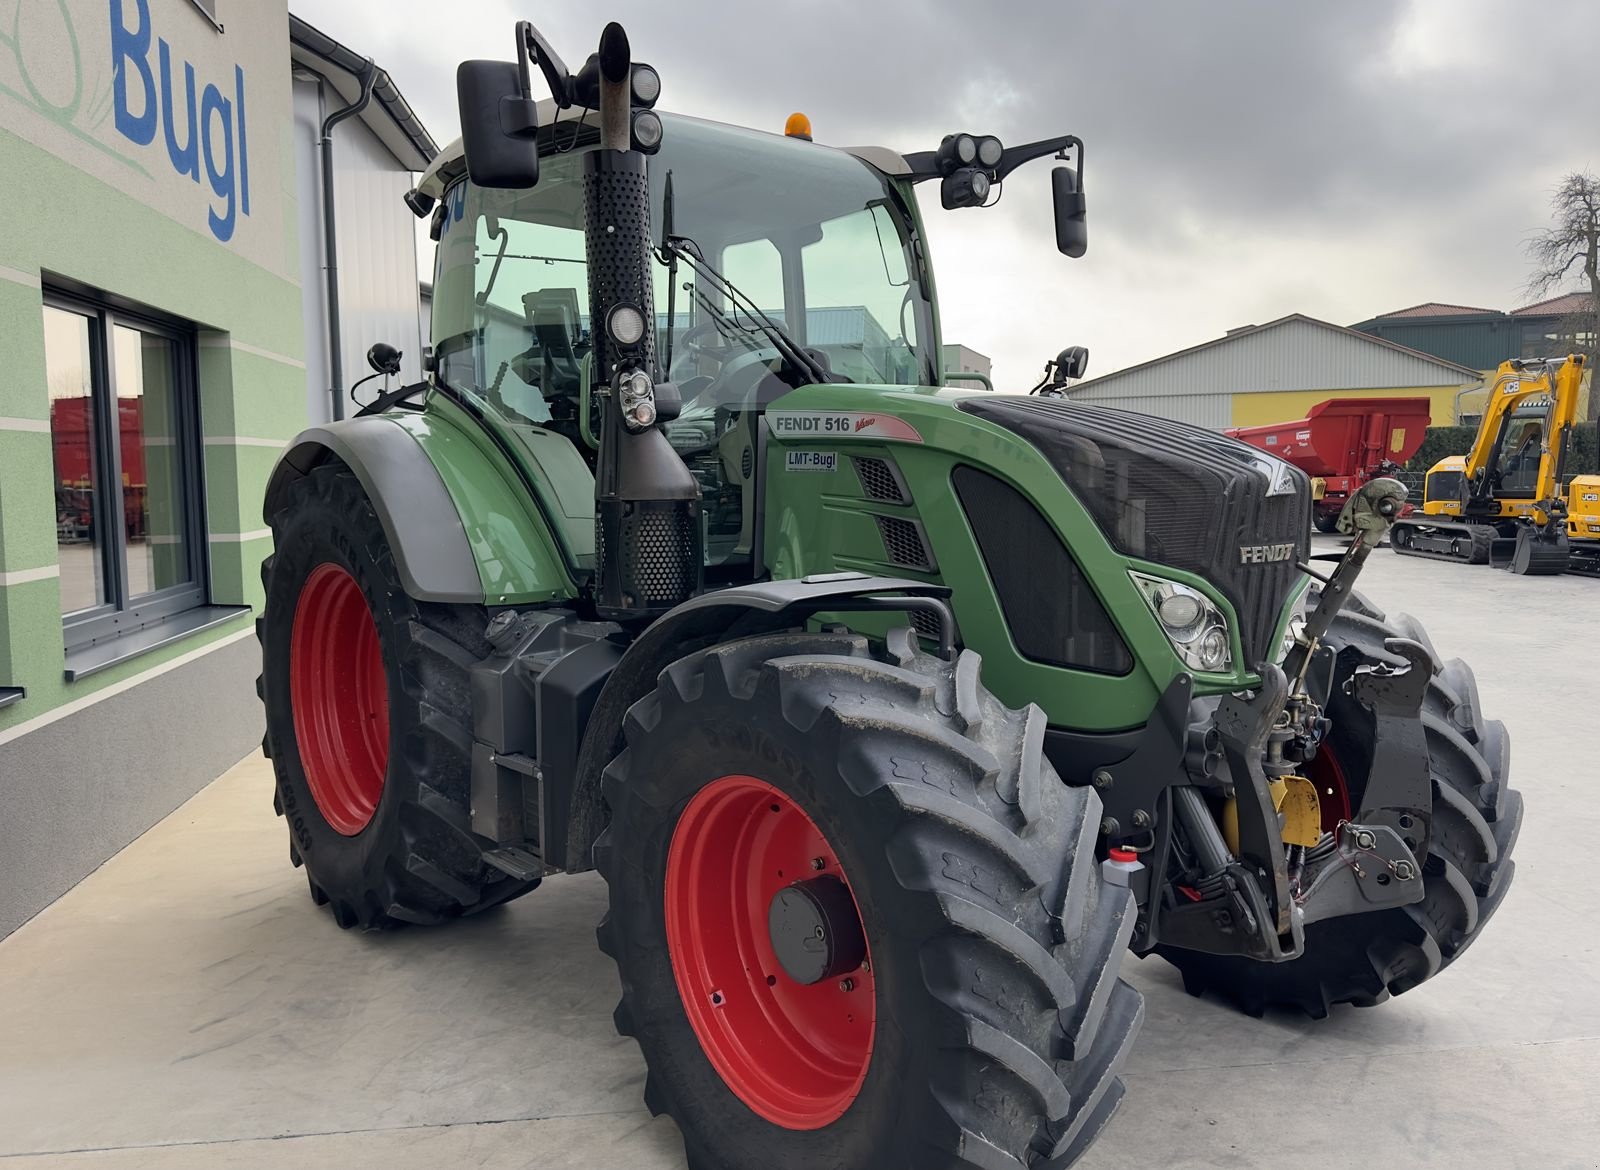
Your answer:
[292,0,1599,389]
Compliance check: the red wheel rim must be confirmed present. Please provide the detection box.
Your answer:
[1308,741,1353,835]
[664,776,875,1129]
[289,563,389,836]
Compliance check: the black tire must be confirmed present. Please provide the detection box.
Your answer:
[1157,605,1521,1016]
[1312,508,1341,534]
[258,462,539,929]
[596,629,1143,1170]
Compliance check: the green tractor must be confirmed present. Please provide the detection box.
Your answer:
[258,19,1521,1170]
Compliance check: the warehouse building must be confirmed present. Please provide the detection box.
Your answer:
[0,2,434,938]
[1069,313,1483,429]
[942,343,993,387]
[1353,296,1595,419]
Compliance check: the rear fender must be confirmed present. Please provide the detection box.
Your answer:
[264,420,484,603]
[263,414,576,606]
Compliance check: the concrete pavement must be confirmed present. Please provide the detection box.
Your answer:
[2,537,1596,1169]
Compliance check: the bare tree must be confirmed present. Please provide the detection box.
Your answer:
[1525,171,1600,418]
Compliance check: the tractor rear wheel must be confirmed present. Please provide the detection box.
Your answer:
[596,629,1143,1170]
[258,462,539,929]
[1156,602,1521,1016]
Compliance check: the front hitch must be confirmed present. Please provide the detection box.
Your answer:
[1155,476,1427,961]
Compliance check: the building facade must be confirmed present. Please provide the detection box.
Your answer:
[1353,297,1595,419]
[0,1,432,937]
[942,343,993,386]
[1068,314,1482,429]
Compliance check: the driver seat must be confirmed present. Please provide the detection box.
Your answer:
[523,288,587,402]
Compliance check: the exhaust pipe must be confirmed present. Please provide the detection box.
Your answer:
[582,23,702,620]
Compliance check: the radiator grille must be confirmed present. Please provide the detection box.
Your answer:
[909,607,943,641]
[853,456,909,504]
[875,515,935,572]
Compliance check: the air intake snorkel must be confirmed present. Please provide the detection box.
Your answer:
[581,23,703,619]
[456,19,702,620]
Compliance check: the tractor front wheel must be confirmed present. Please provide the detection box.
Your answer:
[1156,602,1521,1016]
[258,462,539,929]
[597,629,1143,1170]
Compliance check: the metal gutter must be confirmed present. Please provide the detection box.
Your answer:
[288,15,438,169]
[320,62,378,423]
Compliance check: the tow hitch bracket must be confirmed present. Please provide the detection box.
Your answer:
[1298,822,1423,925]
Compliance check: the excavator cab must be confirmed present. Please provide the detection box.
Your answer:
[1397,355,1586,574]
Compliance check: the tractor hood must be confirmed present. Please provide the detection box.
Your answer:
[958,396,1311,667]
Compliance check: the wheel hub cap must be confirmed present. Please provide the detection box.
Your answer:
[768,876,869,986]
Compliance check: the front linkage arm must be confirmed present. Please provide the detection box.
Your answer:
[1157,478,1431,961]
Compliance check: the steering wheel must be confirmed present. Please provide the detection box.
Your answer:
[673,321,738,371]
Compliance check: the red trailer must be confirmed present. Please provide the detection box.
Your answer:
[1226,397,1431,532]
[51,397,149,543]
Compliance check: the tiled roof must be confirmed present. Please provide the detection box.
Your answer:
[1511,292,1593,317]
[1376,302,1500,319]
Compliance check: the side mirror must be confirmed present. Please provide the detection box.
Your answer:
[367,342,403,376]
[1052,165,1087,258]
[1056,345,1089,381]
[457,60,540,188]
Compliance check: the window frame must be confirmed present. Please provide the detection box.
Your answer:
[44,286,210,654]
[184,0,224,33]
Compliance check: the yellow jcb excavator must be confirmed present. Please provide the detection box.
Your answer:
[1391,354,1597,575]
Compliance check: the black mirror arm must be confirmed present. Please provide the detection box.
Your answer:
[902,134,1082,185]
[996,134,1081,184]
[517,20,575,108]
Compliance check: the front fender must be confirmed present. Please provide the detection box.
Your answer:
[558,575,949,871]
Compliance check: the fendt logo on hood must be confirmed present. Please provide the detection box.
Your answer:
[1239,543,1296,565]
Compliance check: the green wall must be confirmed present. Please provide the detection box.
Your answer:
[0,109,305,731]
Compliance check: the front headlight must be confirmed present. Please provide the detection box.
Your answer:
[1275,583,1311,664]
[1130,572,1233,673]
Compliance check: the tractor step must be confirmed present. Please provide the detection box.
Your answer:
[482,845,544,882]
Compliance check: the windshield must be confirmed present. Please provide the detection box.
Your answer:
[432,112,938,430]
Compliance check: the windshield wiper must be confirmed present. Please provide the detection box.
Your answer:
[661,234,835,386]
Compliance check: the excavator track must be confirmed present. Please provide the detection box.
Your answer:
[1390,518,1495,564]
[1568,541,1600,577]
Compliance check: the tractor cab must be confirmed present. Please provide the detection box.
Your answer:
[419,112,940,575]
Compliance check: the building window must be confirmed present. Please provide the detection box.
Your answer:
[43,291,206,653]
[186,0,223,30]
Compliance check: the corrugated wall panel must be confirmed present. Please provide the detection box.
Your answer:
[1067,392,1232,429]
[1357,319,1517,369]
[1227,385,1467,427]
[332,119,426,400]
[1077,318,1478,401]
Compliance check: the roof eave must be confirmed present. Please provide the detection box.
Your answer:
[1074,312,1482,394]
[288,15,438,172]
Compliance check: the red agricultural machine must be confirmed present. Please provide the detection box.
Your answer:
[50,397,148,542]
[1226,397,1431,532]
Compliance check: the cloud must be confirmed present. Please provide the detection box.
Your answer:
[292,0,1600,388]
